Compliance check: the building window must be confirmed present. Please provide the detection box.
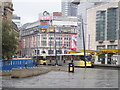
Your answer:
[48,50,54,54]
[56,35,61,40]
[97,45,105,50]
[96,10,106,41]
[107,45,117,49]
[56,50,62,54]
[64,35,69,40]
[37,50,40,55]
[4,8,7,16]
[48,41,54,46]
[41,41,46,46]
[42,34,47,39]
[37,41,40,47]
[107,8,118,41]
[49,35,54,39]
[34,50,39,55]
[64,42,69,47]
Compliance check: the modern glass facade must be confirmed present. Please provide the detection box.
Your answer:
[62,0,77,16]
[97,45,105,49]
[107,45,117,49]
[96,10,106,41]
[107,7,118,41]
[97,45,105,64]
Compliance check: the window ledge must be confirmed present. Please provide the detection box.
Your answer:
[98,40,103,43]
[109,40,115,42]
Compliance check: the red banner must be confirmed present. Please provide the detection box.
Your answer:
[62,35,64,48]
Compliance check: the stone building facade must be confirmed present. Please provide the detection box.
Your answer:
[21,15,77,57]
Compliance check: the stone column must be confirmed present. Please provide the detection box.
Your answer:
[105,54,108,64]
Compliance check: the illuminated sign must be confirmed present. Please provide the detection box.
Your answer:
[39,11,52,20]
[62,35,64,48]
[39,16,52,20]
[48,28,55,32]
[38,25,48,28]
[40,28,47,33]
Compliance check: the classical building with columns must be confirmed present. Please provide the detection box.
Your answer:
[21,12,78,57]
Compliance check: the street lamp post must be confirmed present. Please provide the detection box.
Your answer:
[50,20,52,54]
[72,0,86,67]
[88,34,90,50]
[34,30,39,66]
[54,26,57,66]
[36,33,39,66]
[81,18,86,68]
[50,34,51,54]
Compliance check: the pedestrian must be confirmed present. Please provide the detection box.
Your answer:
[107,59,111,64]
[63,58,66,63]
[111,59,114,64]
[115,60,117,64]
[25,61,28,69]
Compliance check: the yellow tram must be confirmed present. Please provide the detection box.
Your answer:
[39,54,48,65]
[34,52,94,67]
[66,53,93,67]
[49,53,93,67]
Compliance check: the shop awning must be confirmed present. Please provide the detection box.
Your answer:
[98,49,120,54]
[80,50,103,55]
[66,50,80,53]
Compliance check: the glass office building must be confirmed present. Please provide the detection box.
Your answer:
[61,0,78,16]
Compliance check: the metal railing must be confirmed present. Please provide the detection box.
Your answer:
[0,58,33,72]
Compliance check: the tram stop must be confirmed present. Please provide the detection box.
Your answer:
[68,63,74,73]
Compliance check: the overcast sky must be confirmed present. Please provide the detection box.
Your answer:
[12,0,61,25]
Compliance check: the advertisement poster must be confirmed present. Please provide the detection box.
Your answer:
[70,34,77,51]
[62,35,64,48]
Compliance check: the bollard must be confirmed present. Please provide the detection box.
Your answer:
[68,63,74,73]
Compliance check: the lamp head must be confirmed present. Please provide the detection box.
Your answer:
[71,0,80,5]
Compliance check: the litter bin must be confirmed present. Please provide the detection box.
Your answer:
[68,63,74,73]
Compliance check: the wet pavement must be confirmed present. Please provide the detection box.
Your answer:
[2,68,118,88]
